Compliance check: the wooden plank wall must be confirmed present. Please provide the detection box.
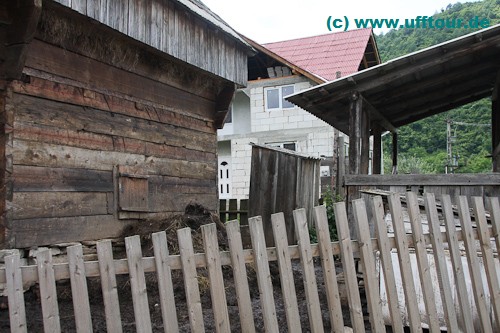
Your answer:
[52,0,248,86]
[248,146,320,246]
[2,5,223,248]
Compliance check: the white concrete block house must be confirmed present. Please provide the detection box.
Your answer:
[217,29,381,199]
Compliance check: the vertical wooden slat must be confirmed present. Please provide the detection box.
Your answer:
[423,193,459,332]
[177,228,205,332]
[97,240,123,333]
[457,196,493,333]
[313,205,344,333]
[333,202,365,333]
[457,196,492,333]
[125,235,152,333]
[406,192,440,332]
[271,213,301,332]
[471,197,500,329]
[441,194,475,333]
[36,249,61,333]
[67,244,93,333]
[370,196,404,332]
[293,208,324,333]
[225,220,256,333]
[352,199,385,332]
[201,223,231,333]
[248,216,279,333]
[151,231,179,333]
[387,193,422,332]
[5,254,27,333]
[488,197,500,260]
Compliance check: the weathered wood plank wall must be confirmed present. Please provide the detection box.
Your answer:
[0,1,242,248]
[249,144,321,246]
[53,0,249,86]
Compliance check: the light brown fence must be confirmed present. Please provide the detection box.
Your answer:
[2,193,500,332]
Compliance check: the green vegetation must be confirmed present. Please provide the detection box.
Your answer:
[376,0,500,174]
[310,187,339,243]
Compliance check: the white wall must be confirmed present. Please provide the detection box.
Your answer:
[218,76,337,199]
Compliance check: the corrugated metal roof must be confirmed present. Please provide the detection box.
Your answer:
[263,28,373,81]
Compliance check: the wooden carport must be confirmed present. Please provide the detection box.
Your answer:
[288,24,500,174]
[287,24,500,228]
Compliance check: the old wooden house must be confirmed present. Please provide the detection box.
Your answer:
[0,0,252,248]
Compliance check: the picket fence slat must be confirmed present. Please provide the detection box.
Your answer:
[151,231,180,333]
[248,216,279,333]
[201,223,231,333]
[423,193,459,332]
[125,235,152,333]
[370,196,404,332]
[225,220,256,333]
[457,196,493,333]
[96,240,123,333]
[271,212,301,332]
[471,197,500,330]
[441,194,475,333]
[293,208,324,333]
[178,227,205,332]
[488,197,500,258]
[406,192,440,332]
[352,199,385,332]
[5,254,27,333]
[68,244,93,333]
[334,202,365,333]
[388,193,423,332]
[313,205,344,333]
[37,249,61,333]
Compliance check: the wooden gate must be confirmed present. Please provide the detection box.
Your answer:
[1,193,500,332]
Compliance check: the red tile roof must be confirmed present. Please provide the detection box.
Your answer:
[263,28,373,81]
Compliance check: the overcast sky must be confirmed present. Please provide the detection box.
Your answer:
[201,0,480,43]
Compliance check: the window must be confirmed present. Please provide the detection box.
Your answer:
[264,85,295,110]
[267,142,296,151]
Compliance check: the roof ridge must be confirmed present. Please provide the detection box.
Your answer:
[262,28,372,46]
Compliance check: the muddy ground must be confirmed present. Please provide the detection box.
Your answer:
[0,204,371,332]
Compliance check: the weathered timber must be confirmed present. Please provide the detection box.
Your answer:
[372,123,382,174]
[344,174,500,186]
[0,0,41,81]
[12,140,216,179]
[13,94,216,153]
[13,166,113,192]
[11,77,216,133]
[11,192,110,219]
[9,215,130,248]
[25,40,216,119]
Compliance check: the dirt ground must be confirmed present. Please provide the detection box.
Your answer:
[0,204,370,332]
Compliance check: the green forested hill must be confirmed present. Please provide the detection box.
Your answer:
[376,0,500,173]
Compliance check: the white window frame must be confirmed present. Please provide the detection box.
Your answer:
[267,142,297,151]
[264,85,295,111]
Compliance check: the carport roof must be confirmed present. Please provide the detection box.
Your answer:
[286,24,500,135]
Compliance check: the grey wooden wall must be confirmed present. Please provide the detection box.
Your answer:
[249,145,321,246]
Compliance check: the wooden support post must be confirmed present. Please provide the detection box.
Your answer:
[392,132,398,174]
[360,100,370,175]
[348,92,362,176]
[372,123,382,174]
[493,72,500,172]
[337,136,345,199]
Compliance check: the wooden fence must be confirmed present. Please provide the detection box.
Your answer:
[1,193,500,332]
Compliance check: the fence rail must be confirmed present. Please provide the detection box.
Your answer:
[2,194,500,332]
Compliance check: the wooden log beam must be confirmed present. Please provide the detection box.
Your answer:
[492,70,500,165]
[214,83,236,129]
[0,0,41,81]
[372,123,382,174]
[392,132,398,174]
[348,92,362,176]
